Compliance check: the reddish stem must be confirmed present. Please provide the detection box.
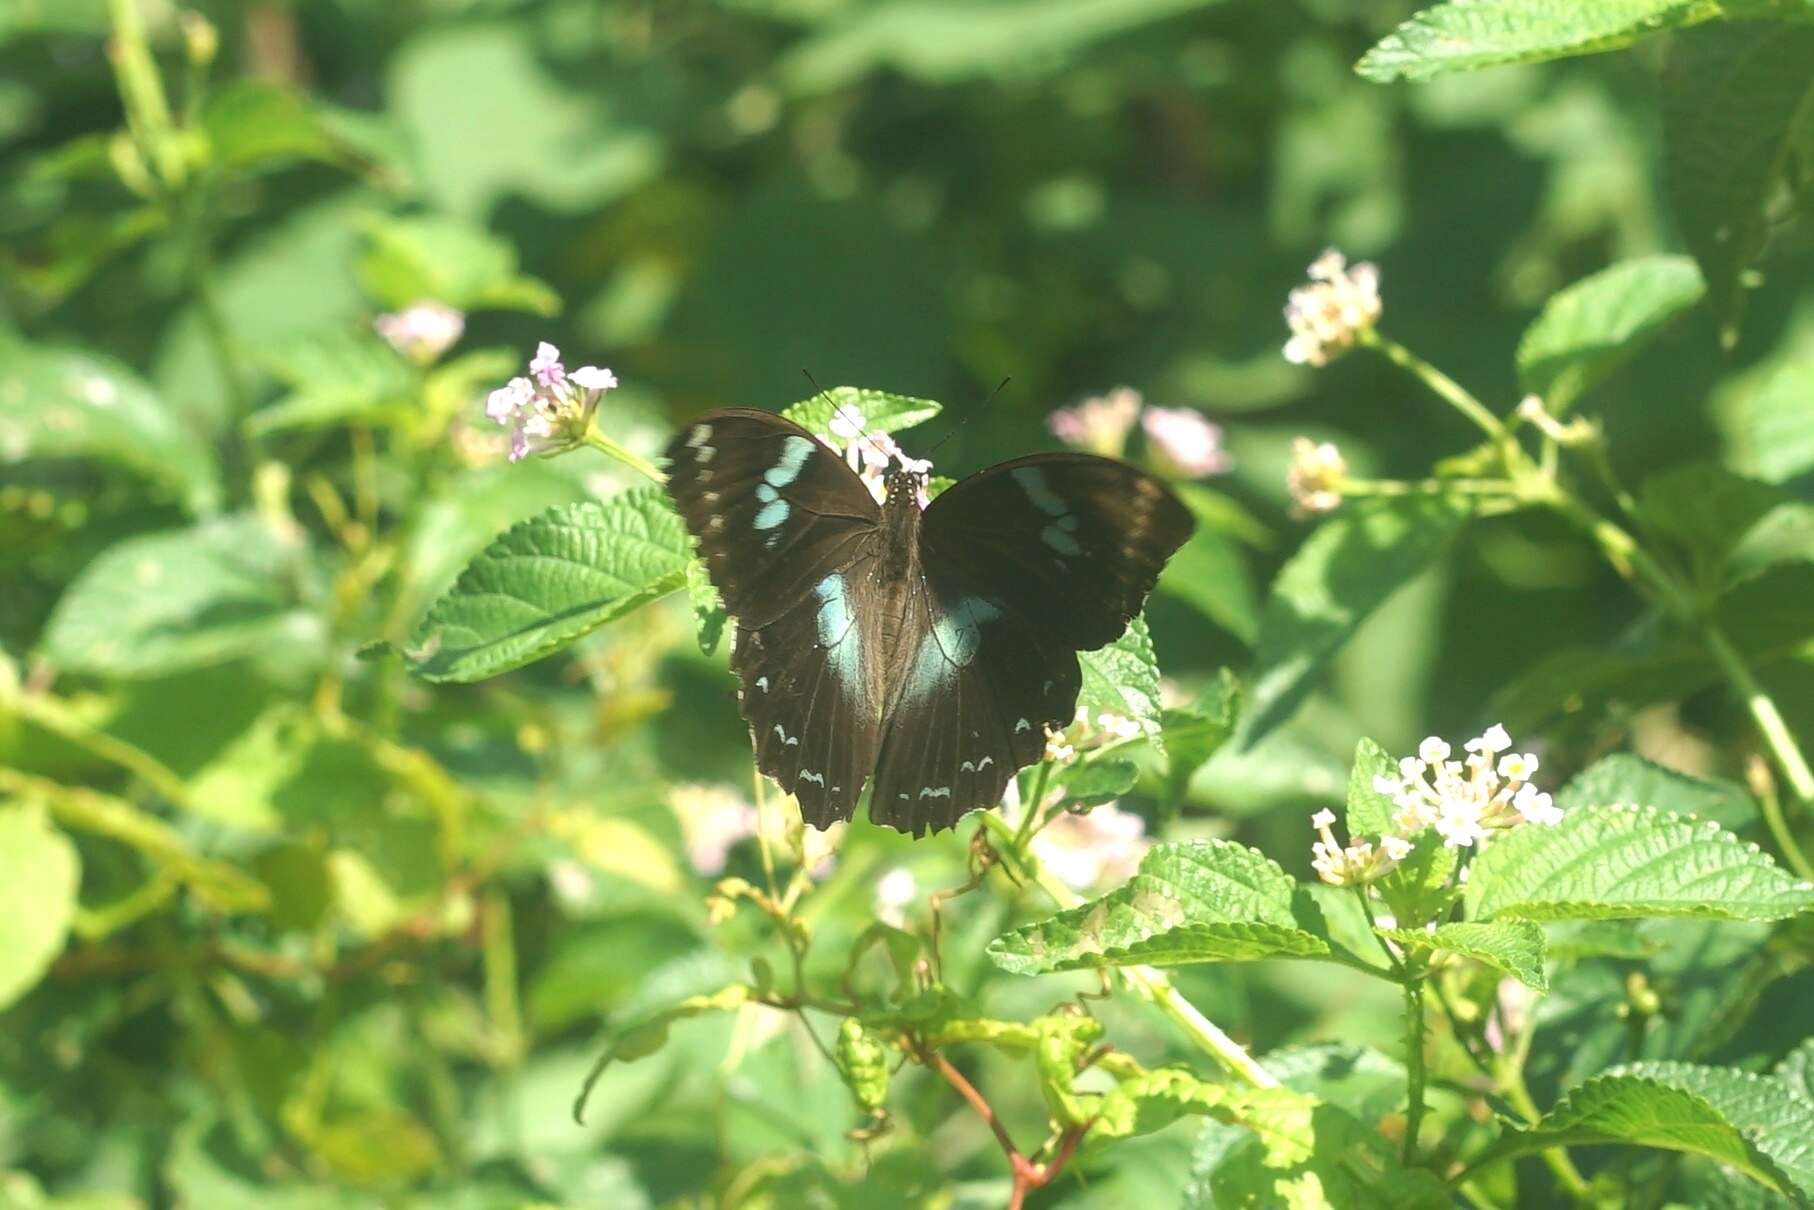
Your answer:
[917,1041,1090,1209]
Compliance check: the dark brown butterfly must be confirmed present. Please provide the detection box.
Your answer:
[665,408,1192,836]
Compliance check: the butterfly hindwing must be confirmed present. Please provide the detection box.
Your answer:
[868,568,1081,836]
[919,452,1194,651]
[666,409,887,826]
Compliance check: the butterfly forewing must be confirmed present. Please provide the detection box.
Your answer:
[666,409,887,826]
[920,453,1194,651]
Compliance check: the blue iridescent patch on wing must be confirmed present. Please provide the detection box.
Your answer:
[813,574,863,690]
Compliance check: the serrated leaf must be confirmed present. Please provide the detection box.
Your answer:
[987,840,1333,974]
[1559,754,1758,832]
[1385,921,1548,990]
[39,515,319,679]
[1777,1040,1814,1106]
[778,384,941,439]
[1160,670,1241,807]
[1356,0,1715,83]
[357,213,558,314]
[1078,614,1166,755]
[406,489,691,682]
[1638,463,1786,590]
[1246,495,1471,743]
[1345,737,1397,837]
[1093,1068,1317,1166]
[0,341,219,512]
[1665,24,1814,346]
[1726,359,1814,485]
[1483,1063,1814,1199]
[1467,805,1814,923]
[0,806,79,1010]
[685,558,726,656]
[1372,830,1459,933]
[1516,255,1705,412]
[1189,1101,1454,1209]
[1047,758,1140,806]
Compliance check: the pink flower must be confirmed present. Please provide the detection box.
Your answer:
[485,341,618,461]
[374,301,464,363]
[1031,803,1151,889]
[1048,387,1142,457]
[1141,406,1230,479]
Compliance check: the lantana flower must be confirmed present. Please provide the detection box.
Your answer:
[1309,807,1403,887]
[1373,725,1559,849]
[1286,437,1347,516]
[1141,406,1231,479]
[486,341,618,461]
[1283,249,1381,367]
[374,300,464,363]
[1047,387,1142,456]
[1032,803,1151,890]
[826,403,932,506]
[669,782,758,876]
[875,866,919,928]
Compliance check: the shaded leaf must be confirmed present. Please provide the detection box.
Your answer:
[1246,495,1471,743]
[406,489,692,683]
[357,213,558,314]
[1558,754,1758,833]
[40,515,318,680]
[0,341,218,511]
[1357,0,1714,82]
[201,79,357,174]
[1159,670,1241,807]
[1665,24,1814,346]
[1638,463,1787,590]
[1047,758,1140,806]
[1467,804,1814,923]
[1516,255,1705,412]
[1159,524,1259,642]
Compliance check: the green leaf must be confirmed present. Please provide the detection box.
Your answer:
[406,489,691,682]
[1638,463,1787,590]
[1777,1040,1814,1106]
[1159,670,1241,808]
[1158,525,1259,642]
[1371,830,1460,932]
[1047,758,1140,806]
[1356,0,1716,83]
[573,983,750,1123]
[0,342,219,511]
[778,384,941,439]
[0,806,78,1010]
[1482,1063,1814,1199]
[779,0,1231,93]
[245,329,415,437]
[1246,495,1471,743]
[1344,737,1397,838]
[1466,804,1814,923]
[685,558,727,656]
[1725,358,1814,485]
[357,213,558,314]
[1078,614,1166,754]
[987,840,1333,974]
[1093,1068,1317,1165]
[39,515,319,679]
[1516,255,1705,412]
[388,23,662,218]
[1384,921,1548,990]
[1189,1100,1454,1209]
[1558,754,1758,832]
[201,80,355,174]
[1665,24,1814,346]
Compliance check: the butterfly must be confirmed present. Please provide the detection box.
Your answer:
[664,407,1193,836]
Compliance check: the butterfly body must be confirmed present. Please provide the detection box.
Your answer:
[665,407,1192,836]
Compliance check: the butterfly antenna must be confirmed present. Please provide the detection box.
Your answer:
[925,377,1010,458]
[801,368,897,466]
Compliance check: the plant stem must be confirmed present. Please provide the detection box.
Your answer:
[583,427,667,484]
[1752,758,1814,881]
[1497,1065,1594,1202]
[1401,975,1427,1164]
[978,811,1278,1089]
[1703,623,1814,806]
[1362,331,1508,444]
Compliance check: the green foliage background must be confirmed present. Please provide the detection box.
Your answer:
[1,1,1812,1207]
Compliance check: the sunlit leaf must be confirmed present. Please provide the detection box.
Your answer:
[1357,0,1714,82]
[1079,614,1166,755]
[1384,920,1548,989]
[0,806,78,1010]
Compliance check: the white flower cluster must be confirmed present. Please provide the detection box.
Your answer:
[1286,437,1347,516]
[1311,725,1562,888]
[828,404,933,506]
[374,300,464,363]
[485,341,618,462]
[1032,802,1150,890]
[1283,249,1381,367]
